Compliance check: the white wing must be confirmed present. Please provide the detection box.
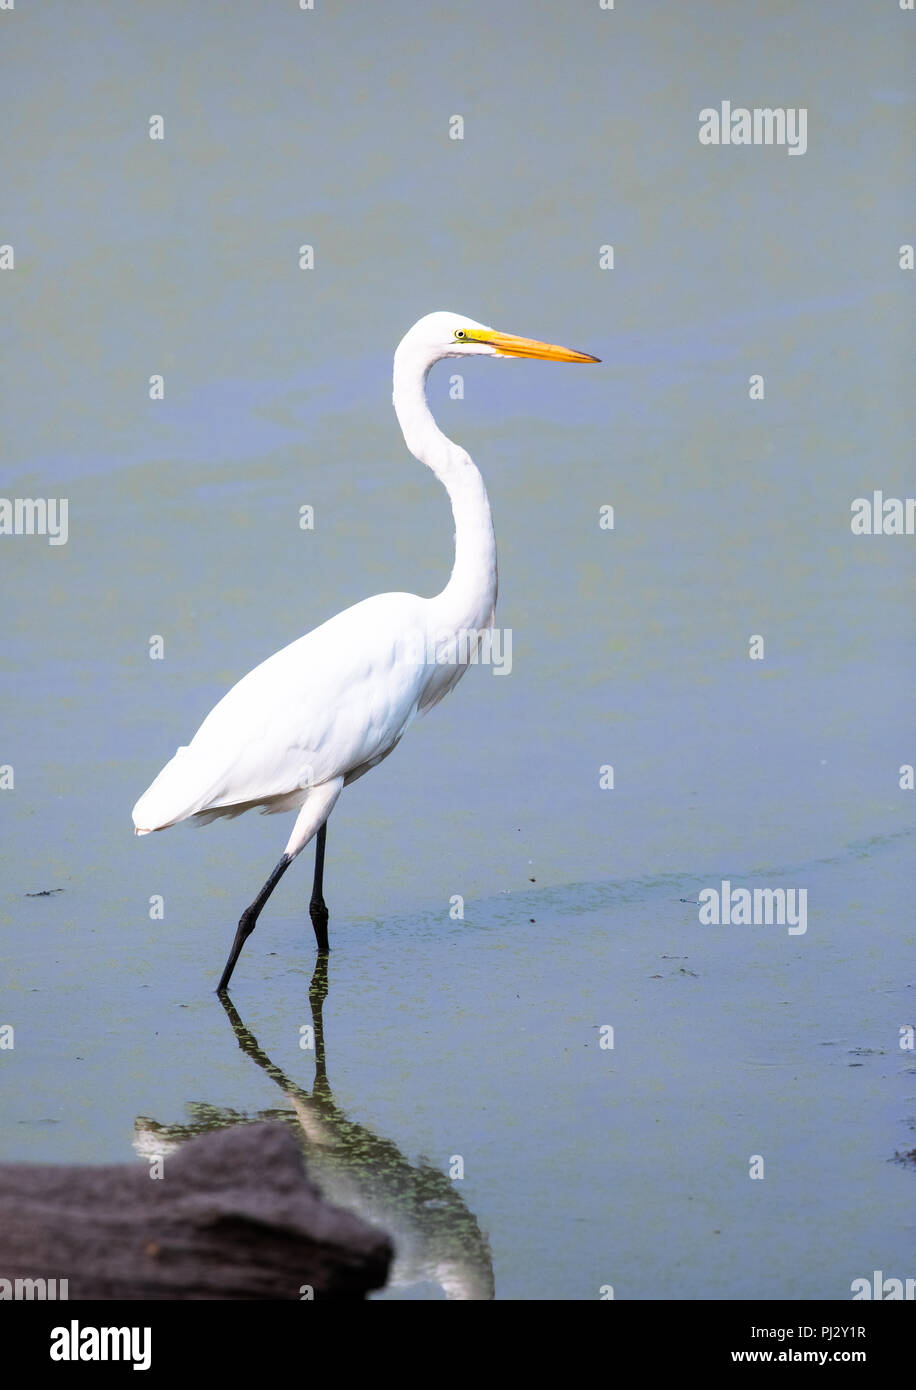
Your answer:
[132,592,437,833]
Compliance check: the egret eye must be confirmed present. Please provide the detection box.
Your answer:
[454,329,467,340]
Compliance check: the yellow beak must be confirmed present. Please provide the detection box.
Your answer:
[466,328,600,363]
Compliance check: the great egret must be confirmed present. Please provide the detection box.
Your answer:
[132,311,599,991]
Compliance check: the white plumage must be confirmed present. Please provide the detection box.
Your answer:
[132,311,598,989]
[134,592,431,834]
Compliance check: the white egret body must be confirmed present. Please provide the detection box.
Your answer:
[132,312,598,989]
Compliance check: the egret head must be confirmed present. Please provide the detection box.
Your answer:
[398,311,600,367]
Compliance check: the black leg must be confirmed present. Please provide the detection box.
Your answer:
[309,821,330,953]
[217,854,292,993]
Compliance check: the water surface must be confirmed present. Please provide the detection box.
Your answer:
[2,1,913,1299]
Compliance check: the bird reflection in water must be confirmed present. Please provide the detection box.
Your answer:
[134,957,494,1301]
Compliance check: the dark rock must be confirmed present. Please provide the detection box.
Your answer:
[0,1123,391,1300]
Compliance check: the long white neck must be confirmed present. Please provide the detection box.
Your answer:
[393,346,497,635]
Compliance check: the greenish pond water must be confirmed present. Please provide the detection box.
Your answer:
[2,1,913,1299]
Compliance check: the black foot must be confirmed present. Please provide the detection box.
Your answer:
[309,899,330,953]
[217,907,257,993]
[215,853,293,993]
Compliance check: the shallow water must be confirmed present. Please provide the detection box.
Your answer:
[2,2,914,1299]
